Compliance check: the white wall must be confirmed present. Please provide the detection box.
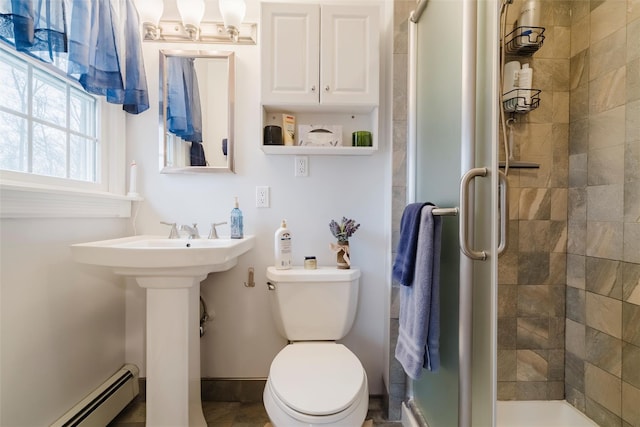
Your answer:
[125,0,393,394]
[0,218,129,426]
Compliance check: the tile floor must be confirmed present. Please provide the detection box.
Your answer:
[109,395,402,427]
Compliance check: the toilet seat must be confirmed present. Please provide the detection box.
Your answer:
[269,342,366,416]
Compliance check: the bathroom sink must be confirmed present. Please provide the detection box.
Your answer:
[71,234,255,426]
[71,234,255,277]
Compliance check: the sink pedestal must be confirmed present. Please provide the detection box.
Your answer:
[70,235,256,427]
[137,275,207,427]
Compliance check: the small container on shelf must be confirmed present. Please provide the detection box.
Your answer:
[504,26,545,56]
[502,88,541,113]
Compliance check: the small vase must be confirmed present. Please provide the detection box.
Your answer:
[336,241,350,269]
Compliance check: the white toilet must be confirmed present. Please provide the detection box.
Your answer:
[264,266,369,427]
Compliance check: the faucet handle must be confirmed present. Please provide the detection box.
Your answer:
[208,222,227,239]
[160,221,180,239]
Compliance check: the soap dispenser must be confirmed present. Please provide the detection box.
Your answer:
[230,197,243,239]
[274,220,292,270]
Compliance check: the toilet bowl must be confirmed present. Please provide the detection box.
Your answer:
[264,267,368,427]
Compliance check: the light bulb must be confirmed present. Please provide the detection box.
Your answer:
[177,0,205,38]
[134,0,163,25]
[219,0,246,31]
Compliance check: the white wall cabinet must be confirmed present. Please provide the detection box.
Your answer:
[261,3,379,107]
[260,2,380,155]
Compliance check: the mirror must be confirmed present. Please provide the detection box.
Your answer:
[159,50,235,173]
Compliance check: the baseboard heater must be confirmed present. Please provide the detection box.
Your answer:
[50,364,139,427]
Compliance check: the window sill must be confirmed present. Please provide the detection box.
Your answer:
[0,181,142,219]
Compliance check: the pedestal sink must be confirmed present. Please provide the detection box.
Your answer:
[71,235,255,426]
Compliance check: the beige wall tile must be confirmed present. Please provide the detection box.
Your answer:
[589,66,626,114]
[586,327,622,376]
[586,184,624,221]
[586,292,623,338]
[566,318,586,357]
[590,0,627,44]
[550,188,568,220]
[586,221,623,259]
[622,381,640,425]
[585,362,622,416]
[622,262,640,305]
[588,105,626,150]
[517,349,549,381]
[628,19,640,61]
[627,100,640,142]
[567,253,586,289]
[590,27,627,81]
[571,14,590,57]
[588,145,624,186]
[623,222,640,263]
[630,0,640,22]
[519,188,551,219]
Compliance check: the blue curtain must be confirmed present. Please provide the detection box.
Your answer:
[166,56,202,143]
[0,0,149,114]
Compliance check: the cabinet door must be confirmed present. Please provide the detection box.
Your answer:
[320,5,379,106]
[261,3,320,105]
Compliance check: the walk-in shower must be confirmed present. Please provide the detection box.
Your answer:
[394,0,639,426]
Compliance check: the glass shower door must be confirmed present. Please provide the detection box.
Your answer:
[408,0,499,425]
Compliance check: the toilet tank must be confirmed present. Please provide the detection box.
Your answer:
[266,266,361,341]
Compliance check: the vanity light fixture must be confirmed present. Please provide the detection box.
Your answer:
[135,0,164,40]
[135,0,257,45]
[219,0,246,43]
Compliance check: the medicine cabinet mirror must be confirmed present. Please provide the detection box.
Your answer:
[159,50,235,173]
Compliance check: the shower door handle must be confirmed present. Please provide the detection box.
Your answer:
[497,171,509,256]
[459,167,488,260]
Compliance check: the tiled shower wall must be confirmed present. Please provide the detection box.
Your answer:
[390,0,639,424]
[563,0,640,425]
[497,0,571,401]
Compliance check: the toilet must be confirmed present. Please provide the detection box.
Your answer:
[264,266,369,427]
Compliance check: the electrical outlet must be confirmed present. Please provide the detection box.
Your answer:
[256,186,270,208]
[294,156,308,177]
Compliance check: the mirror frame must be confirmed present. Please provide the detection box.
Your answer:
[159,50,235,173]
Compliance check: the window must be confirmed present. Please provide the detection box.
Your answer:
[0,45,101,186]
[0,44,132,219]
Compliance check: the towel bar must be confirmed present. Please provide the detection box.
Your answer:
[432,207,458,216]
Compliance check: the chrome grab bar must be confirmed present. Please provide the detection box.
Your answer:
[497,171,508,256]
[459,167,488,260]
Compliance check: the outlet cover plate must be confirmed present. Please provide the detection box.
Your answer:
[256,186,270,208]
[295,156,308,177]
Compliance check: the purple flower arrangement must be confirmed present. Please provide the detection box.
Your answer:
[329,217,360,243]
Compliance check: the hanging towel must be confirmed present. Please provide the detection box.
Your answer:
[392,202,429,287]
[395,204,443,379]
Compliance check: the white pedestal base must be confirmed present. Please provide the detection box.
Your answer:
[136,276,207,427]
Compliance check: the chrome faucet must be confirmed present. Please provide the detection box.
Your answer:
[208,222,227,239]
[160,221,180,239]
[180,223,200,239]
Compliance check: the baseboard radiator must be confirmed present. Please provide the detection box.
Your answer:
[50,364,139,427]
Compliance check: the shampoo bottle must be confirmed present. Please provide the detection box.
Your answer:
[503,60,521,100]
[274,220,292,270]
[230,197,243,239]
[518,64,533,107]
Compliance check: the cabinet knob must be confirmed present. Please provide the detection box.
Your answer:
[311,85,316,92]
[324,85,330,92]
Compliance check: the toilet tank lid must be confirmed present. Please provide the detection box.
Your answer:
[266,266,360,282]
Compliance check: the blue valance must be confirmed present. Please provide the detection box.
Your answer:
[0,0,149,115]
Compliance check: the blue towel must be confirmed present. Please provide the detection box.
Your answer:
[395,205,442,379]
[392,202,429,287]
